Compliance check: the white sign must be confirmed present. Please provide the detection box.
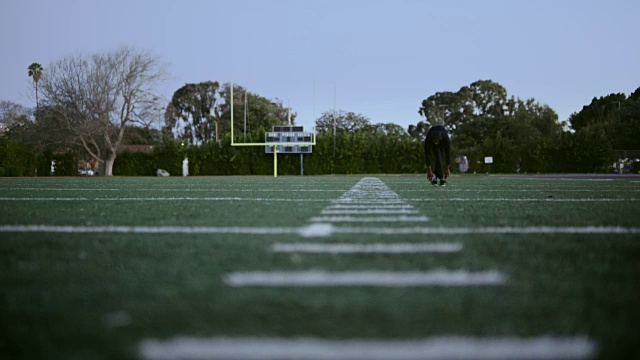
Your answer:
[484,156,494,164]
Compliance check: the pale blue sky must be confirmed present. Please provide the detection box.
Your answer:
[1,0,639,131]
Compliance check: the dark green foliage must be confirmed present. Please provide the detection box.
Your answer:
[417,80,637,174]
[166,81,220,145]
[569,88,640,151]
[154,139,186,176]
[3,80,638,176]
[50,153,78,176]
[0,136,35,176]
[112,151,156,176]
[122,126,164,145]
[113,139,186,176]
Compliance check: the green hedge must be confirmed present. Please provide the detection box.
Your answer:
[0,136,35,177]
[79,132,432,176]
[2,128,617,177]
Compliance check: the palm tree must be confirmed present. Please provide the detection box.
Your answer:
[28,62,43,110]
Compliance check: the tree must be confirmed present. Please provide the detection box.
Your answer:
[217,82,296,139]
[618,86,640,150]
[28,63,43,110]
[511,98,562,139]
[122,125,163,145]
[418,90,461,130]
[416,80,571,173]
[315,110,371,134]
[367,123,407,140]
[570,127,612,172]
[418,80,507,133]
[408,120,429,140]
[568,90,640,151]
[5,105,67,151]
[0,100,33,128]
[465,80,508,118]
[38,46,166,176]
[568,93,625,132]
[165,81,220,145]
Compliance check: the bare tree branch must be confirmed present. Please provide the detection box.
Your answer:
[38,46,167,175]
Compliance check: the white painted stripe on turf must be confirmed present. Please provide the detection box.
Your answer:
[1,224,638,236]
[272,242,463,253]
[0,188,346,192]
[139,336,596,360]
[327,204,415,209]
[405,198,640,202]
[329,225,640,236]
[333,199,407,204]
[309,215,430,223]
[310,177,428,224]
[0,224,298,235]
[298,223,334,237]
[224,270,506,287]
[399,189,640,192]
[321,209,419,215]
[0,197,636,202]
[0,197,331,202]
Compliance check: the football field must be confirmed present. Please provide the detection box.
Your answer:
[1,175,639,360]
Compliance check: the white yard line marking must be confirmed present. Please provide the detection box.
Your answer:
[0,197,331,202]
[139,336,596,360]
[406,198,640,202]
[272,242,463,253]
[223,270,506,287]
[327,204,415,209]
[0,225,298,235]
[310,177,429,224]
[321,209,420,214]
[1,224,638,236]
[495,177,616,182]
[330,225,640,236]
[0,197,636,202]
[333,199,407,204]
[400,189,640,192]
[0,187,347,192]
[310,216,431,223]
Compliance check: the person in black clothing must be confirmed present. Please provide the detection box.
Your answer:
[424,125,451,186]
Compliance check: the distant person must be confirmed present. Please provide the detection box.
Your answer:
[424,125,451,186]
[459,155,468,173]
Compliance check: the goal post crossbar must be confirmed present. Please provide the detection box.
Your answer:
[229,82,316,177]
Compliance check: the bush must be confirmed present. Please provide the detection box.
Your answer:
[52,153,78,176]
[5,166,25,177]
[112,151,156,176]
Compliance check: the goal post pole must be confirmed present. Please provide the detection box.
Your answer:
[230,80,315,177]
[273,145,278,178]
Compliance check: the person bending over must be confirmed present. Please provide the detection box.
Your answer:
[424,125,451,186]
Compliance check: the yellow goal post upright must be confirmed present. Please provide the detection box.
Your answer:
[230,82,316,177]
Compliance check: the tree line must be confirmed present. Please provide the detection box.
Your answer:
[1,46,639,176]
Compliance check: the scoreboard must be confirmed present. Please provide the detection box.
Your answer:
[265,126,313,153]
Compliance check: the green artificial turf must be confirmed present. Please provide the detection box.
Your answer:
[1,175,639,359]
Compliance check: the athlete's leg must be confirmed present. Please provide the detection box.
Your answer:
[434,148,444,180]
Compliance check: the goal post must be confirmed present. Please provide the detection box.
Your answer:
[230,82,316,177]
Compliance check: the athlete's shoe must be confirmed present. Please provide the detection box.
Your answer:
[439,179,447,187]
[431,178,438,186]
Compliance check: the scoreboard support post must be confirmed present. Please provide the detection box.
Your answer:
[230,82,315,177]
